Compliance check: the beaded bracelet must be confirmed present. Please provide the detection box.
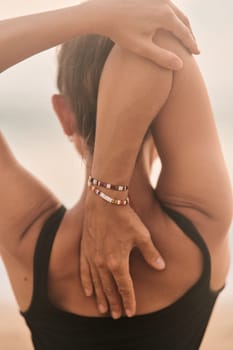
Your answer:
[88,176,128,192]
[89,185,130,206]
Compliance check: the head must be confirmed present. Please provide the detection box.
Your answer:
[52,35,114,162]
[52,34,157,172]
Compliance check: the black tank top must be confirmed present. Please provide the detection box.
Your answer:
[20,204,225,350]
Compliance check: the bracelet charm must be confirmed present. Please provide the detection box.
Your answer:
[89,185,130,206]
[88,176,128,192]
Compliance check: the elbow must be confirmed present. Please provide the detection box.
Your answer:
[223,190,233,231]
[215,184,233,235]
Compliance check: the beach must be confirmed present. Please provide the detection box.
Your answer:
[0,296,232,350]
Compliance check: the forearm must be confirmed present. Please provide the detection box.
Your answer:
[92,44,172,186]
[0,2,102,73]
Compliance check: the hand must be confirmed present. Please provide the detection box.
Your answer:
[88,0,200,70]
[80,192,165,319]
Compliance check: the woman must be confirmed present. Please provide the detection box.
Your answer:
[0,2,232,350]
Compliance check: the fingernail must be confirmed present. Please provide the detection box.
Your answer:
[192,40,200,54]
[193,43,200,53]
[85,288,92,297]
[99,304,107,314]
[126,309,133,318]
[112,312,120,320]
[155,257,166,270]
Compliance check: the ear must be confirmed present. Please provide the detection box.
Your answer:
[52,94,76,136]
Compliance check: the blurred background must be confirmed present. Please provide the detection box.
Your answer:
[0,1,232,349]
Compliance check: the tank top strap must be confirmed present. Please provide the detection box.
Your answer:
[161,204,212,287]
[30,205,67,311]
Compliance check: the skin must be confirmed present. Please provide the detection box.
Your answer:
[0,0,199,73]
[0,0,231,327]
[0,30,232,326]
[79,31,233,319]
[0,0,200,320]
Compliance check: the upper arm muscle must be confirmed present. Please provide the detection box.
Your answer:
[0,132,58,251]
[150,31,233,227]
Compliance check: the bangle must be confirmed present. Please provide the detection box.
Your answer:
[89,185,130,206]
[88,176,128,192]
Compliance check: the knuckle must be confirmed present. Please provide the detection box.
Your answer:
[80,269,90,281]
[109,300,120,308]
[95,285,104,298]
[139,233,151,245]
[160,4,170,17]
[104,286,115,295]
[96,295,105,304]
[119,287,131,298]
[96,292,105,301]
[183,15,190,26]
[107,257,121,272]
[164,6,174,21]
[92,278,99,287]
[80,267,86,275]
[80,263,89,274]
[94,255,105,268]
[181,24,191,37]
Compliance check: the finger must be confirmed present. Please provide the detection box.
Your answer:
[169,2,193,35]
[80,254,93,297]
[135,232,166,271]
[98,267,123,320]
[169,1,199,48]
[110,260,136,318]
[133,38,183,70]
[90,264,109,314]
[162,7,200,54]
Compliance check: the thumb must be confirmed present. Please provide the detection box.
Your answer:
[136,233,166,270]
[133,38,183,71]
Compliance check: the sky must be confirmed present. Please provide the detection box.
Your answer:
[0,1,232,304]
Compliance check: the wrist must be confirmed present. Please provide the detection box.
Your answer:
[77,0,111,37]
[89,170,131,196]
[97,187,129,202]
[86,182,129,204]
[91,149,137,186]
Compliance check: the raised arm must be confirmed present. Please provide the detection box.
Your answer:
[0,0,198,74]
[80,30,233,319]
[80,40,173,319]
[0,0,199,316]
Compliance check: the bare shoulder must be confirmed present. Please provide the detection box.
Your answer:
[0,131,60,253]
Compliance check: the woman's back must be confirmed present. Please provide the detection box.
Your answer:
[0,19,232,350]
[40,201,216,317]
[12,196,228,350]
